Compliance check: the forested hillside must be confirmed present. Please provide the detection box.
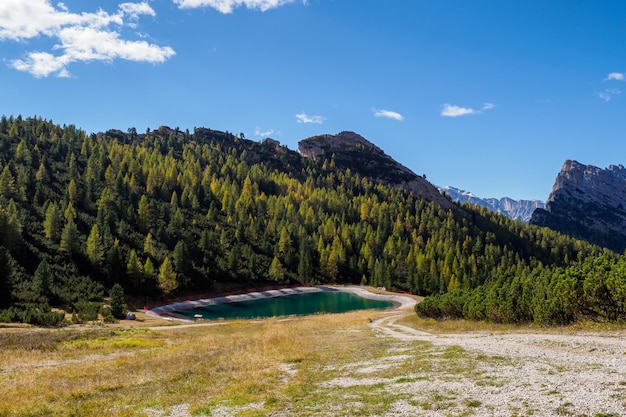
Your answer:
[0,115,622,326]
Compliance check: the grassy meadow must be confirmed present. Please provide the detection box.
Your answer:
[0,308,431,417]
[2,304,622,417]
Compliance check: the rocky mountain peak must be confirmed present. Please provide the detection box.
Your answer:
[298,131,383,158]
[530,160,626,251]
[298,132,453,210]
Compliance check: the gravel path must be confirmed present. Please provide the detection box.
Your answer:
[368,312,626,416]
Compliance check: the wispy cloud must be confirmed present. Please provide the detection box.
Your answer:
[441,103,495,117]
[296,112,324,124]
[598,88,621,101]
[0,0,175,77]
[372,108,404,121]
[605,72,626,81]
[255,127,275,137]
[173,0,304,13]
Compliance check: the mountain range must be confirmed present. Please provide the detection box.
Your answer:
[440,159,626,252]
[438,186,544,223]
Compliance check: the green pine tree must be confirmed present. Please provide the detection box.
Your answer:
[59,219,80,254]
[33,258,52,299]
[109,283,127,319]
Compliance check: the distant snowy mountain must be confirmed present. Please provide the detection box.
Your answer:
[439,186,545,223]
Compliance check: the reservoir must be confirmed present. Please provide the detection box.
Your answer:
[169,289,396,321]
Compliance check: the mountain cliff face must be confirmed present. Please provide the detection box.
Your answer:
[530,160,626,251]
[298,131,454,210]
[439,186,544,222]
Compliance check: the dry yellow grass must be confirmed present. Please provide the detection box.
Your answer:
[8,289,626,417]
[3,303,625,416]
[0,309,403,416]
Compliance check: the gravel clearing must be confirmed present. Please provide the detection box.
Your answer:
[367,312,626,416]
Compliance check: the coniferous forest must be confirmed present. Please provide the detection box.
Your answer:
[1,115,625,326]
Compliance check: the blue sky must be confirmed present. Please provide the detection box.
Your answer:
[2,1,626,201]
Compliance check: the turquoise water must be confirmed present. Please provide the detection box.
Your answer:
[172,290,395,320]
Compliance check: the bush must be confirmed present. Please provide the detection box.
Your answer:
[0,305,66,327]
[100,306,117,323]
[71,301,101,323]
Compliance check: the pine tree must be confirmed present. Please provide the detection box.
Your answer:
[59,218,80,254]
[86,224,105,265]
[137,194,150,233]
[277,226,295,268]
[269,256,286,282]
[8,122,18,139]
[126,249,143,288]
[43,201,62,241]
[0,200,22,251]
[0,166,15,199]
[297,238,315,283]
[172,240,189,276]
[109,283,127,319]
[144,258,155,278]
[158,257,178,295]
[33,258,52,299]
[35,163,48,183]
[106,240,124,285]
[67,179,78,205]
[64,202,76,222]
[167,208,185,241]
[143,232,157,258]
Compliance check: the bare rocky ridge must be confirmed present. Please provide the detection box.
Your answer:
[298,131,385,158]
[298,131,454,210]
[530,159,626,251]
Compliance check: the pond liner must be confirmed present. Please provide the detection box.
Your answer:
[146,286,325,321]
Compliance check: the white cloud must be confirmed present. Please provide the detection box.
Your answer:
[372,108,404,121]
[605,72,626,81]
[598,88,621,101]
[173,0,301,13]
[441,104,474,117]
[441,103,495,117]
[255,127,274,137]
[296,112,324,124]
[0,0,174,77]
[120,2,156,19]
[11,51,69,78]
